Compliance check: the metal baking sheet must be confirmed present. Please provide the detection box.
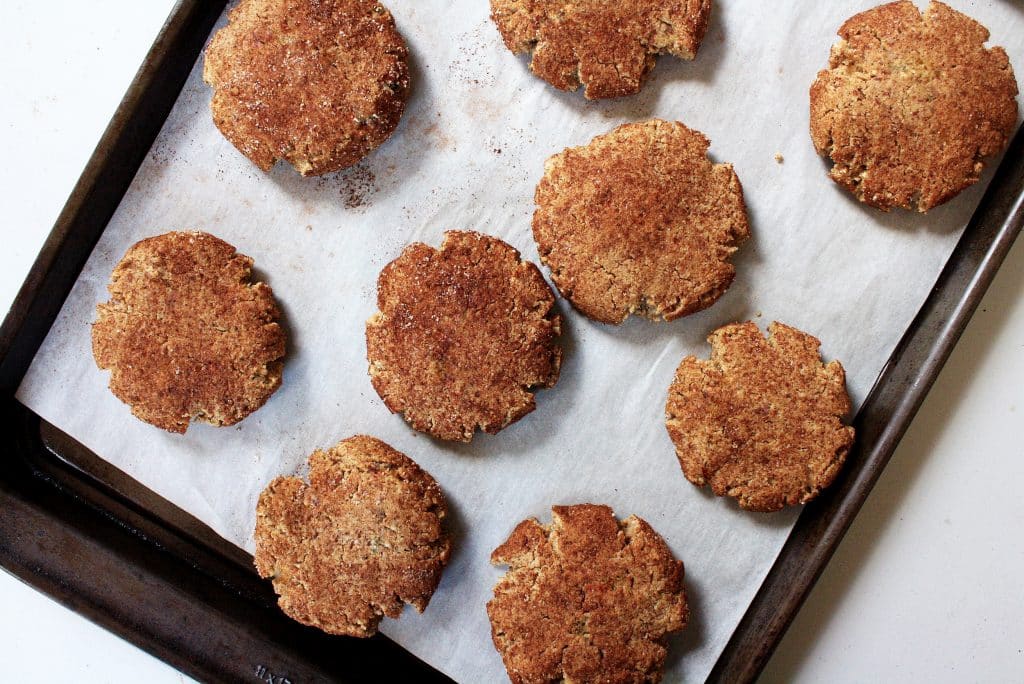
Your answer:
[1,1,1022,682]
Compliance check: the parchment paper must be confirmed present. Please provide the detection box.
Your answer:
[17,1,1024,681]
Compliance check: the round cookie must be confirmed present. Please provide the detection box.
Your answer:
[254,435,450,637]
[810,1,1018,212]
[487,504,688,684]
[490,0,711,99]
[533,119,749,324]
[203,0,409,176]
[92,231,286,434]
[664,321,855,512]
[366,230,562,442]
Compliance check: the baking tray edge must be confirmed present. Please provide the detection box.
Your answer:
[0,1,1021,682]
[709,125,1024,681]
[0,1,447,682]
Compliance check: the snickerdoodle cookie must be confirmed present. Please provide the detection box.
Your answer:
[490,0,712,99]
[488,504,688,683]
[366,230,561,442]
[92,231,285,433]
[203,0,409,175]
[665,321,855,512]
[533,119,749,324]
[254,435,450,636]
[810,1,1018,212]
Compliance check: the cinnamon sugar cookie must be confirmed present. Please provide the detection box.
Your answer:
[92,231,285,433]
[810,1,1018,212]
[665,322,855,512]
[533,120,749,324]
[490,0,712,99]
[254,435,450,636]
[488,504,688,683]
[203,0,409,175]
[366,231,561,442]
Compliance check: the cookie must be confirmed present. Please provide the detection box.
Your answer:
[490,0,712,99]
[810,1,1018,212]
[254,435,450,637]
[92,231,286,434]
[488,504,688,684]
[203,0,409,176]
[533,120,749,324]
[366,231,562,442]
[664,321,855,512]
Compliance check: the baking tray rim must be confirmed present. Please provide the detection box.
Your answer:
[1,1,1022,682]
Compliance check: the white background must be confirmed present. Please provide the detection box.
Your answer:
[1,1,1021,682]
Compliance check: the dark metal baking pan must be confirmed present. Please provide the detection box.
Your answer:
[1,1,1021,681]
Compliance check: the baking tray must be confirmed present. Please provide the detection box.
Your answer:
[1,1,1021,682]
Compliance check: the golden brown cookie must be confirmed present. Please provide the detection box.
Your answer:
[810,1,1018,212]
[203,0,409,176]
[254,435,450,637]
[366,231,562,442]
[533,119,749,324]
[488,504,688,684]
[490,0,711,99]
[92,231,286,434]
[665,322,855,512]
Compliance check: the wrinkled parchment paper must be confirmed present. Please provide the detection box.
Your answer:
[17,1,1024,680]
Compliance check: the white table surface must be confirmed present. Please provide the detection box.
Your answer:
[2,2,1021,682]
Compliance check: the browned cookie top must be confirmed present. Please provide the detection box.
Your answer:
[533,119,749,324]
[665,322,855,512]
[91,231,285,434]
[254,435,450,637]
[810,1,1018,212]
[490,0,711,99]
[203,0,409,176]
[366,231,561,442]
[488,504,688,684]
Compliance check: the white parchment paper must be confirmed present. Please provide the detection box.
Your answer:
[17,1,1024,681]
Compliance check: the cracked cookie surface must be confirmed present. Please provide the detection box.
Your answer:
[203,0,409,176]
[665,322,855,512]
[810,0,1018,212]
[488,504,688,684]
[254,435,450,636]
[533,119,749,324]
[490,0,711,99]
[366,231,562,442]
[91,231,286,433]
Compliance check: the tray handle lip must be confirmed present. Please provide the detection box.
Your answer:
[0,399,453,684]
[709,123,1024,683]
